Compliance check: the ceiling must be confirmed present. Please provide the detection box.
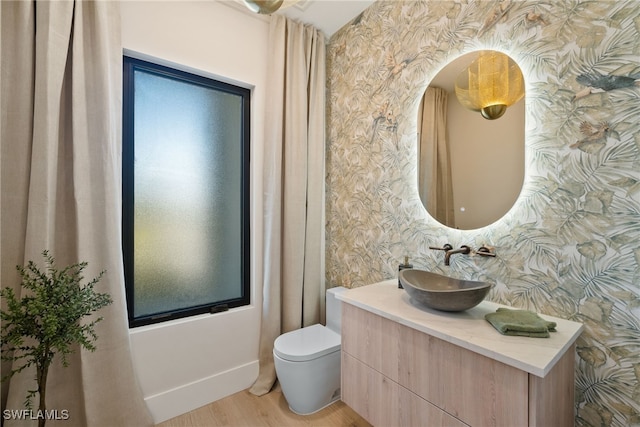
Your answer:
[228,1,467,90]
[275,0,376,37]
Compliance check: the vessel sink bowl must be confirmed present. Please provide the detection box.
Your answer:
[399,269,491,312]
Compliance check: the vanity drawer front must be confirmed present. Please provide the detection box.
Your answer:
[342,351,399,426]
[342,352,469,427]
[342,304,529,427]
[398,324,528,427]
[342,304,401,382]
[397,385,469,427]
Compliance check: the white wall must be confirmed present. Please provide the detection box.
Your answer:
[121,1,268,423]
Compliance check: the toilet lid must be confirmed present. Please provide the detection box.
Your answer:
[273,324,340,362]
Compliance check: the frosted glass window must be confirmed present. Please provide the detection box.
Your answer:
[122,56,250,327]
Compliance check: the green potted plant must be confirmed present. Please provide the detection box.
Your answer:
[1,250,113,427]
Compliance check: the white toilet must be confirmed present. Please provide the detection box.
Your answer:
[273,286,347,415]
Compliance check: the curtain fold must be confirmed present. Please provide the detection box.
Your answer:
[1,2,153,425]
[418,87,455,227]
[250,15,326,396]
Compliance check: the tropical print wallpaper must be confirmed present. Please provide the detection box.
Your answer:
[325,1,640,425]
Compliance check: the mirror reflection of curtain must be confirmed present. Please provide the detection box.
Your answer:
[418,87,455,227]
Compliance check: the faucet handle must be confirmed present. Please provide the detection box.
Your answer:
[475,245,496,257]
[429,243,453,252]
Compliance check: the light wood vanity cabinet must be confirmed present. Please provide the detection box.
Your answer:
[341,303,577,427]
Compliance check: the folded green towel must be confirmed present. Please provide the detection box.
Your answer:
[485,308,557,338]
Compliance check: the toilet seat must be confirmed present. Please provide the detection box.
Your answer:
[274,324,340,362]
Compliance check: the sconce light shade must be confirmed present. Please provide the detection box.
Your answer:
[454,51,524,120]
[242,0,300,14]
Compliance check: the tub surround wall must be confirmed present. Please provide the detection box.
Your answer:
[121,2,267,422]
[326,1,640,425]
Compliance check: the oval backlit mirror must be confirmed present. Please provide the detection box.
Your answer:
[417,50,525,230]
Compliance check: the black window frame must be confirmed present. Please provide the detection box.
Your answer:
[122,55,251,328]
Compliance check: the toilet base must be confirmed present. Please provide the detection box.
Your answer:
[287,392,340,415]
[273,348,341,415]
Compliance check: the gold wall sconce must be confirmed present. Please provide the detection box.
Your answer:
[454,51,524,120]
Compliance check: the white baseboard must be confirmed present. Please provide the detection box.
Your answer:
[144,360,259,424]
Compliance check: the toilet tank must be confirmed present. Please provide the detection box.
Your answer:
[326,286,348,333]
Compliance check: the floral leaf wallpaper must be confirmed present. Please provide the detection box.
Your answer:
[326,1,640,425]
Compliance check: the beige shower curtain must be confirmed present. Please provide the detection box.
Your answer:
[1,2,152,425]
[418,87,455,227]
[250,15,326,396]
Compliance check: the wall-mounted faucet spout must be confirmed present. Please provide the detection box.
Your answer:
[429,243,453,252]
[444,245,471,266]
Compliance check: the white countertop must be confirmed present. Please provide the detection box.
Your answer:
[337,280,584,378]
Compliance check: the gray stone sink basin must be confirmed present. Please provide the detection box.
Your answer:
[399,269,491,312]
